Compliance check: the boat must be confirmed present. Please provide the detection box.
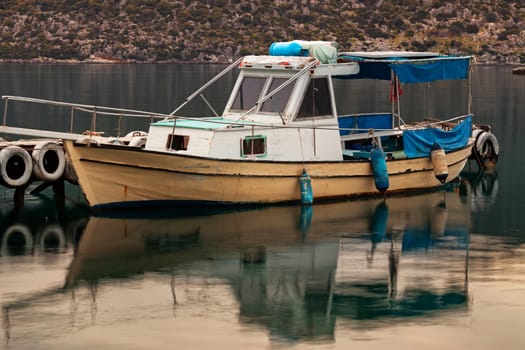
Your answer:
[512,66,525,75]
[0,41,499,209]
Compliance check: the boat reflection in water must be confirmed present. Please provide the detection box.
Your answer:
[0,175,500,346]
[71,188,470,342]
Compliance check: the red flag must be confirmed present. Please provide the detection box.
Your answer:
[390,75,403,102]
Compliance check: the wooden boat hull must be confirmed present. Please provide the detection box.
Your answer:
[64,139,474,209]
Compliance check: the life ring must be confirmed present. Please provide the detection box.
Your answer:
[472,130,499,169]
[38,224,66,250]
[31,141,66,182]
[1,224,33,256]
[0,146,33,188]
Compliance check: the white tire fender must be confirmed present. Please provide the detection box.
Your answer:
[475,131,500,159]
[32,141,66,182]
[0,146,33,188]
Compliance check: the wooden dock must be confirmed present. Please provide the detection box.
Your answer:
[0,135,80,207]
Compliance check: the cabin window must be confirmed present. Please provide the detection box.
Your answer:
[166,134,189,150]
[231,76,266,111]
[241,135,267,157]
[260,77,294,113]
[296,78,332,119]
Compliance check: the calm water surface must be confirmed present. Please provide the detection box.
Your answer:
[0,64,524,349]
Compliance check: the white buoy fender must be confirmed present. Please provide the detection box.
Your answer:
[430,143,448,183]
[32,141,66,182]
[0,146,33,188]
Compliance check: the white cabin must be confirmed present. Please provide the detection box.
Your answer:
[145,55,360,161]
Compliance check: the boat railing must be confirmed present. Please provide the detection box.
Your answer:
[169,57,244,116]
[1,95,170,140]
[1,95,472,144]
[401,114,473,130]
[338,113,472,142]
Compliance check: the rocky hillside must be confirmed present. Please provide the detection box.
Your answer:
[0,0,523,64]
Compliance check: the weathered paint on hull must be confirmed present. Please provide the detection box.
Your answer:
[64,140,474,209]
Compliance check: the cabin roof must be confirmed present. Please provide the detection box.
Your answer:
[339,51,441,59]
[240,55,316,70]
[152,117,266,130]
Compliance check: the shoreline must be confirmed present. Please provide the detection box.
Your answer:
[0,57,522,66]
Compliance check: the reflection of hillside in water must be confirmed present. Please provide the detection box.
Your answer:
[0,185,481,345]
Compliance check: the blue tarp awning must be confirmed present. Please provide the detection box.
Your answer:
[390,58,470,83]
[403,115,472,158]
[337,55,471,83]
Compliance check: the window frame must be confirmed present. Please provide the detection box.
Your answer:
[166,134,190,150]
[240,135,267,158]
[294,77,334,121]
[259,76,294,114]
[230,75,268,112]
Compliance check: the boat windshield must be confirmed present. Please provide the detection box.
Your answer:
[231,76,295,114]
[260,77,293,113]
[296,78,332,119]
[231,76,265,111]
